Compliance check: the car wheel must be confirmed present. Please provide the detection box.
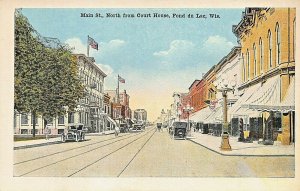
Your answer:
[61,134,66,142]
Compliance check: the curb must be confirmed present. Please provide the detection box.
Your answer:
[14,140,62,150]
[188,139,295,157]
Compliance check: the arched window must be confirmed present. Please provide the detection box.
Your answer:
[259,38,263,74]
[253,43,257,77]
[293,18,296,60]
[247,49,250,80]
[275,23,281,65]
[242,53,245,82]
[268,30,272,68]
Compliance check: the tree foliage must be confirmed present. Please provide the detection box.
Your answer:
[14,10,85,136]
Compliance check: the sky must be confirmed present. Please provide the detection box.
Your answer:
[21,8,244,121]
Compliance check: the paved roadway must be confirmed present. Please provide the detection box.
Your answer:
[14,125,294,177]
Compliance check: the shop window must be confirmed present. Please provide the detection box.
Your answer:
[21,129,28,134]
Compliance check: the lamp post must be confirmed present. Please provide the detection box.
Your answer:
[216,76,236,151]
[184,104,194,138]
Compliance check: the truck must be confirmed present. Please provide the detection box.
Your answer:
[133,109,147,131]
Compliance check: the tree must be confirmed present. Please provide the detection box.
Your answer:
[14,10,85,137]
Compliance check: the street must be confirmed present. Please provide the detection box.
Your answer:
[14,126,294,177]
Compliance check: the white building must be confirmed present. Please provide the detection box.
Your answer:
[14,54,107,135]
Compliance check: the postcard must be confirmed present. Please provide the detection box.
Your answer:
[0,1,299,191]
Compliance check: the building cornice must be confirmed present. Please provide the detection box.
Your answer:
[74,54,107,77]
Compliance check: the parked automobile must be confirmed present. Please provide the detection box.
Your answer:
[132,120,145,131]
[169,121,188,140]
[61,123,87,142]
[157,122,162,131]
[119,122,129,133]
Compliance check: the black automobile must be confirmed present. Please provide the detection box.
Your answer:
[170,121,188,139]
[132,120,145,131]
[119,122,129,133]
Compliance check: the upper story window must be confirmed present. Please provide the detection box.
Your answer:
[268,30,272,68]
[247,49,250,80]
[275,23,281,65]
[58,116,64,125]
[259,38,263,74]
[253,43,257,77]
[293,18,296,60]
[21,114,28,125]
[242,53,245,82]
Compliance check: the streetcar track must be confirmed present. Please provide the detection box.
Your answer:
[16,127,156,177]
[117,128,156,177]
[68,128,157,177]
[14,130,144,165]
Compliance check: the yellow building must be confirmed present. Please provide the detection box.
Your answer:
[233,8,295,145]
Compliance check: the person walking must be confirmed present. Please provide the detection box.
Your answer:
[115,125,120,137]
[45,124,50,140]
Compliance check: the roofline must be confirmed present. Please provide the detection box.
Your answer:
[188,79,201,90]
[73,54,107,77]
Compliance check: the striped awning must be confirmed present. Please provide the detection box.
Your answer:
[204,106,223,124]
[190,106,213,122]
[241,75,295,112]
[229,82,261,117]
[242,75,281,111]
[279,76,295,112]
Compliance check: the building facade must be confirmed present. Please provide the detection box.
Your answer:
[188,80,201,113]
[233,8,295,144]
[14,54,107,134]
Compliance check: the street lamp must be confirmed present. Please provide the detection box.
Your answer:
[183,104,194,138]
[216,76,236,151]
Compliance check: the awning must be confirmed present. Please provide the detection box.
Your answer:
[204,106,223,124]
[241,75,281,111]
[190,106,213,122]
[280,76,295,112]
[229,82,261,117]
[105,115,117,126]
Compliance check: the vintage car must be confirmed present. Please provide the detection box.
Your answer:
[132,120,145,131]
[119,122,129,133]
[156,122,162,131]
[61,123,87,142]
[169,121,188,140]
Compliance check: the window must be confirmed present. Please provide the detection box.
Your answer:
[31,114,38,125]
[293,18,296,60]
[275,23,281,65]
[241,53,245,82]
[21,114,28,125]
[247,49,250,80]
[268,30,272,68]
[259,38,263,74]
[253,43,257,77]
[68,112,74,123]
[58,116,64,125]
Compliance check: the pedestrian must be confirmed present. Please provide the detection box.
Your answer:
[115,125,120,137]
[45,124,50,140]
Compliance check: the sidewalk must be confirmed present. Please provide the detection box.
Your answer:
[14,137,62,150]
[14,132,116,150]
[188,132,295,156]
